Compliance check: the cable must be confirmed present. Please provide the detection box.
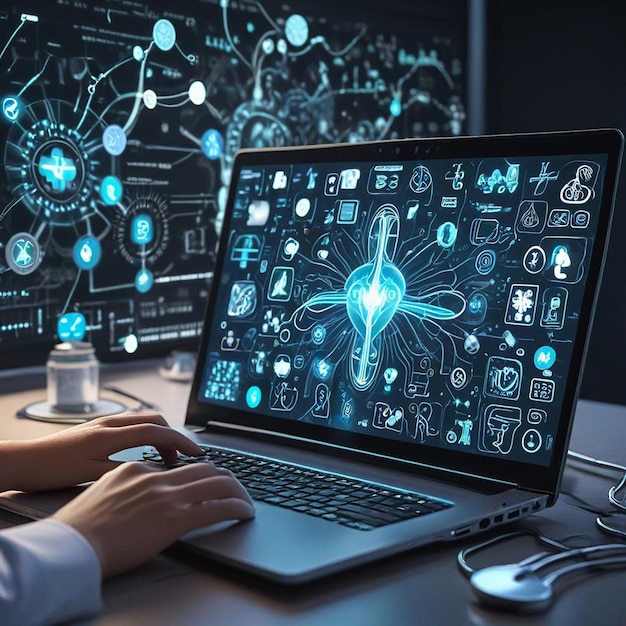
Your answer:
[100,384,161,411]
[566,450,626,540]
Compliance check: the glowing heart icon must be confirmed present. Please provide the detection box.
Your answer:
[345,261,405,342]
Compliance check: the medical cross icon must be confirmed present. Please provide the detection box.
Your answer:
[38,146,77,192]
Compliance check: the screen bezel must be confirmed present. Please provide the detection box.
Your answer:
[186,128,624,497]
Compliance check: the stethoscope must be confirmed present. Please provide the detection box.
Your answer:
[567,450,626,539]
[457,531,626,613]
[457,450,626,613]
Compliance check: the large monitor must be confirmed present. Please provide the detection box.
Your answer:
[0,0,471,371]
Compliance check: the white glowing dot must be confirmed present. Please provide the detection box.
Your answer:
[133,45,144,61]
[124,334,139,354]
[295,198,311,217]
[276,39,287,55]
[143,89,157,109]
[262,38,275,55]
[188,80,206,105]
[285,14,309,47]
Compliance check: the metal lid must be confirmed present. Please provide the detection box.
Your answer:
[48,341,97,362]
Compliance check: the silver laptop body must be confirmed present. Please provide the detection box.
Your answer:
[176,129,623,583]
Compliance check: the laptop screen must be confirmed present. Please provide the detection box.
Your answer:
[187,130,623,492]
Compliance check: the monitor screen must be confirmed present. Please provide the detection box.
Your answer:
[0,0,469,369]
[189,134,616,480]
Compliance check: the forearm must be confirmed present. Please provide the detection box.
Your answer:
[0,440,33,492]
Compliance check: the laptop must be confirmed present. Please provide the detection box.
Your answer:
[2,129,623,584]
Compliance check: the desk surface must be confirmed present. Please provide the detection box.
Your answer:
[1,362,626,626]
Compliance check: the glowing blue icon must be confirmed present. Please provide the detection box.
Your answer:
[131,214,154,245]
[133,45,145,61]
[314,358,332,380]
[102,125,127,156]
[135,268,154,293]
[389,98,402,117]
[12,238,34,268]
[384,368,398,385]
[73,236,101,270]
[201,129,224,160]
[57,312,87,341]
[246,386,262,408]
[38,147,77,192]
[6,233,40,275]
[1,96,20,122]
[311,324,326,345]
[437,222,457,248]
[100,175,123,205]
[534,345,556,370]
[153,18,176,51]
[468,293,486,314]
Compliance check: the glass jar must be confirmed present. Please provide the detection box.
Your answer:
[46,341,99,412]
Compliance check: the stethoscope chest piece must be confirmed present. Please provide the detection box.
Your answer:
[471,564,553,613]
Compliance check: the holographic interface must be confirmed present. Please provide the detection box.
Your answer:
[0,1,467,366]
[198,151,607,467]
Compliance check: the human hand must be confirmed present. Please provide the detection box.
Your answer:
[0,412,204,492]
[53,461,255,579]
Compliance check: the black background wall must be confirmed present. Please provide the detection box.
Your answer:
[485,0,626,404]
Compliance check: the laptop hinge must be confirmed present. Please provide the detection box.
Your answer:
[204,420,519,493]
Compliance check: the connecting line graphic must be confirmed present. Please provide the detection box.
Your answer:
[122,40,154,134]
[221,1,253,71]
[288,28,367,59]
[75,39,156,135]
[0,14,34,63]
[17,56,51,98]
[252,29,278,74]
[82,93,143,139]
[77,51,142,131]
[0,192,31,222]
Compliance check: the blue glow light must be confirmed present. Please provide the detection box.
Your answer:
[1,95,21,122]
[38,146,77,192]
[153,19,176,51]
[389,98,402,117]
[73,236,101,270]
[437,222,457,248]
[534,345,556,370]
[246,385,262,408]
[131,214,154,245]
[201,129,224,160]
[135,268,154,293]
[57,312,86,341]
[100,175,123,205]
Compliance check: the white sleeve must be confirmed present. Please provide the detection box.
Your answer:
[0,518,102,626]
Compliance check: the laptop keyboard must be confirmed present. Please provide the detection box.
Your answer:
[143,445,453,531]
